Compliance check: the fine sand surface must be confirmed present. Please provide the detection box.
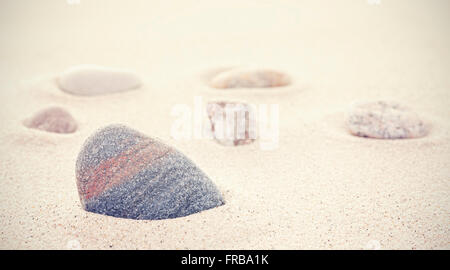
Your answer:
[0,0,449,249]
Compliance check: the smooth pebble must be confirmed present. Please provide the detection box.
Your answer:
[210,67,290,89]
[23,106,77,134]
[58,65,141,96]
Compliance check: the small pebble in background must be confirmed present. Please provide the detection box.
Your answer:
[23,106,77,134]
[347,101,429,139]
[58,65,141,96]
[210,67,291,89]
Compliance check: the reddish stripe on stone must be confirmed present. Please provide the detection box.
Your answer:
[79,138,171,201]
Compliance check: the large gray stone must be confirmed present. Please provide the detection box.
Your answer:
[76,124,224,220]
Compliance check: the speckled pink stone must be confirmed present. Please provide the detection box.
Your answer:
[347,101,429,139]
[24,107,77,134]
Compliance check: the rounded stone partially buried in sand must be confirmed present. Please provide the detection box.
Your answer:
[76,124,224,220]
[210,67,291,89]
[347,101,429,139]
[58,65,141,96]
[23,107,77,134]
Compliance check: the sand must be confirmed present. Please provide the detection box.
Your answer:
[0,0,449,249]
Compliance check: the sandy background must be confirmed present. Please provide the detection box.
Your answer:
[0,0,449,249]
